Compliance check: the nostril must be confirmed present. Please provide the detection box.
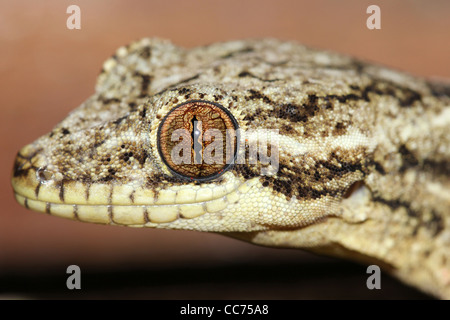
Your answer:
[36,167,54,182]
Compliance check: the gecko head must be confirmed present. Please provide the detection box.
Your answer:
[11,81,286,232]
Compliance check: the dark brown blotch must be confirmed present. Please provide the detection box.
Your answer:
[134,72,152,97]
[398,144,419,172]
[428,81,450,98]
[62,128,70,135]
[246,89,273,105]
[362,79,422,107]
[332,122,348,136]
[140,46,151,59]
[220,47,254,59]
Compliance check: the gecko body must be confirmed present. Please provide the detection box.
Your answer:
[12,39,450,298]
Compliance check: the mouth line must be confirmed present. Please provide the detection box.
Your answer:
[13,176,259,226]
[14,190,240,226]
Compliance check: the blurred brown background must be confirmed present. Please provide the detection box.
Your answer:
[1,0,449,299]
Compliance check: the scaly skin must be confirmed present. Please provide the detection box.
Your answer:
[11,39,450,298]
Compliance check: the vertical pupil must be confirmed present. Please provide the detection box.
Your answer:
[157,101,239,181]
[191,115,202,164]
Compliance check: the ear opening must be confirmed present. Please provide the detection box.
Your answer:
[343,180,366,199]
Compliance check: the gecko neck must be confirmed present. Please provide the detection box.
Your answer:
[229,90,450,299]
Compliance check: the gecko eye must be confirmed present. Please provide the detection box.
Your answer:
[157,100,239,181]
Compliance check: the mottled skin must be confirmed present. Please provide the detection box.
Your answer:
[12,39,450,298]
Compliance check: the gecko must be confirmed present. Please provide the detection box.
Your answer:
[11,38,450,298]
